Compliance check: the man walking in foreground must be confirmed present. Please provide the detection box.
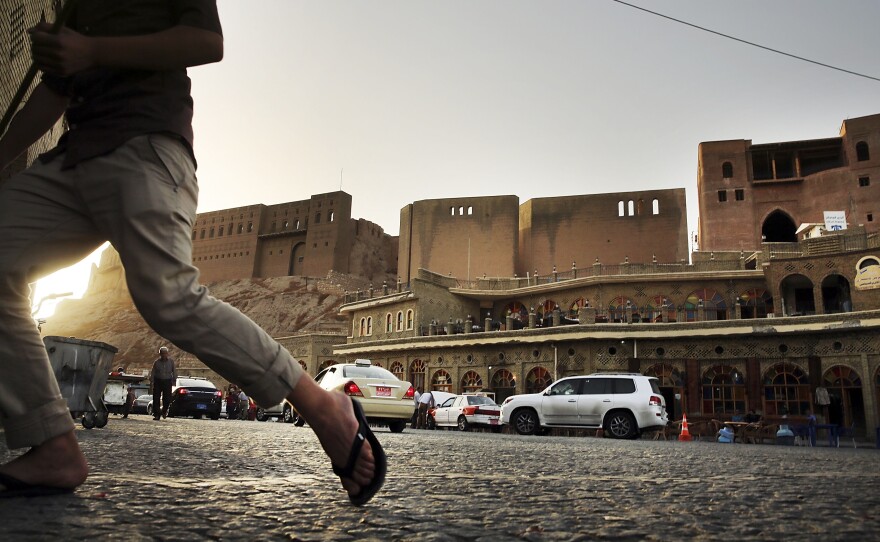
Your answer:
[0,0,384,506]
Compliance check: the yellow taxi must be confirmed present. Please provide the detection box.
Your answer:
[315,359,415,432]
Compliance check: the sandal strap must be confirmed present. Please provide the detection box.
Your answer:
[332,404,367,478]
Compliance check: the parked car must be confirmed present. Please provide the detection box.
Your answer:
[255,399,305,425]
[500,373,667,439]
[429,394,502,431]
[422,390,455,427]
[149,377,223,420]
[131,392,152,415]
[424,390,455,412]
[315,359,414,432]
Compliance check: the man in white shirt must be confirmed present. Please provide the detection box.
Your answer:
[416,390,434,429]
[410,387,422,428]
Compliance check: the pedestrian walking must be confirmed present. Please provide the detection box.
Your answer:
[410,387,422,428]
[0,0,384,504]
[121,385,137,419]
[150,347,177,420]
[225,386,239,420]
[238,389,250,420]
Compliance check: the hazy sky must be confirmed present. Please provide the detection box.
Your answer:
[192,0,880,237]
[33,0,880,316]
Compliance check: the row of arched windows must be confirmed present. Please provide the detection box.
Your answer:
[358,310,415,337]
[193,211,337,240]
[314,211,334,224]
[403,360,866,424]
[193,221,254,240]
[617,199,660,217]
[647,362,869,423]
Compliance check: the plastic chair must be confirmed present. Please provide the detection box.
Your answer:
[837,422,857,448]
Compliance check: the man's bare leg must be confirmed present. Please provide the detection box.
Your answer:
[287,377,375,497]
[0,431,88,490]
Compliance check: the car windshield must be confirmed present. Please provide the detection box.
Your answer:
[342,365,397,380]
[466,396,496,406]
[178,378,216,389]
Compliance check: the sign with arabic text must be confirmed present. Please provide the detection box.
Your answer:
[824,211,847,231]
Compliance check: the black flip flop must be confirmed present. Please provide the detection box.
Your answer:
[0,472,73,499]
[332,398,387,506]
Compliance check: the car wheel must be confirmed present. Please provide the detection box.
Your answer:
[193,414,202,419]
[82,413,96,429]
[256,408,268,422]
[457,416,470,432]
[147,404,153,416]
[210,414,220,420]
[606,411,638,439]
[388,420,406,433]
[282,404,293,424]
[512,409,540,435]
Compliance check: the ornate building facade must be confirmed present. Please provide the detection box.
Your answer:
[335,114,880,441]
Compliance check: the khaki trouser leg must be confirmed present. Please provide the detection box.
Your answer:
[0,135,303,448]
[75,135,302,406]
[0,157,104,448]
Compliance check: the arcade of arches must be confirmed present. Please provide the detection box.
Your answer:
[382,343,880,440]
[644,361,868,431]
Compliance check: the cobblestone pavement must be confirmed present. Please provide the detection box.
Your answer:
[1,415,879,541]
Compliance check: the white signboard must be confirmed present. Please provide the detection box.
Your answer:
[824,211,847,231]
[855,265,880,291]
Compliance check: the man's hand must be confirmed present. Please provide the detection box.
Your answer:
[29,22,95,76]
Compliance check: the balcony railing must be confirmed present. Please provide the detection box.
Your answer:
[342,232,877,300]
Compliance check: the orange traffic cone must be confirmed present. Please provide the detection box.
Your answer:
[678,413,693,441]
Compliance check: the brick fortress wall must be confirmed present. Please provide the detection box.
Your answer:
[191,190,397,284]
[519,189,689,275]
[698,113,880,252]
[399,195,520,283]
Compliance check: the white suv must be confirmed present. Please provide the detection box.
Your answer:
[500,373,667,439]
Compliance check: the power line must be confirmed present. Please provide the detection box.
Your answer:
[610,0,880,84]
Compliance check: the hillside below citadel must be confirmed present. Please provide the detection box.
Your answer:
[40,248,367,373]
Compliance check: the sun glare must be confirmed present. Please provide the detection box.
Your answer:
[31,244,108,320]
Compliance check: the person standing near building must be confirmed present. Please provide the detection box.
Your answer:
[121,385,137,419]
[416,390,435,429]
[0,0,383,505]
[238,388,250,420]
[150,347,177,420]
[410,387,422,428]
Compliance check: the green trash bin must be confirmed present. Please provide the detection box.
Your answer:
[44,336,119,429]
